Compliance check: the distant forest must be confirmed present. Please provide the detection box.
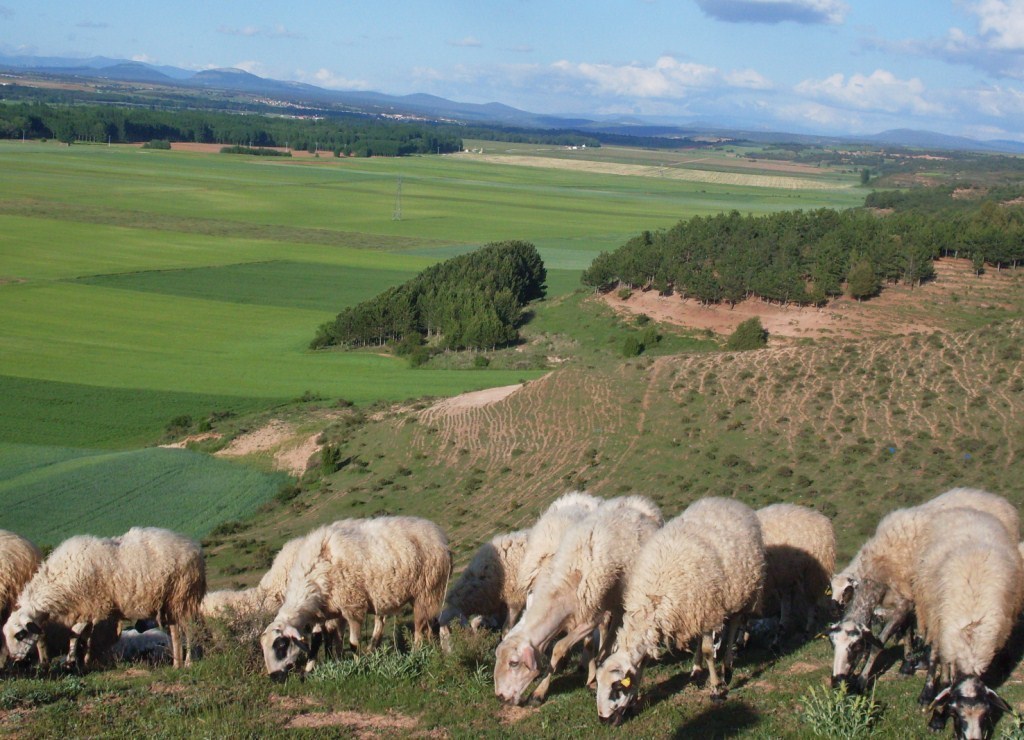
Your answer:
[312,241,547,352]
[582,191,1024,305]
[0,102,462,156]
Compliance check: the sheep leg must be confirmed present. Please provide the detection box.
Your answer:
[690,634,706,679]
[857,598,911,685]
[918,651,943,706]
[702,632,728,703]
[529,621,594,705]
[503,605,521,636]
[345,613,364,654]
[168,623,183,669]
[66,621,92,669]
[720,617,744,686]
[369,615,387,650]
[306,624,324,673]
[898,620,918,675]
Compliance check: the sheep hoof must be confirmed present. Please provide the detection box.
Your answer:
[710,688,728,705]
[527,695,545,708]
[899,658,917,676]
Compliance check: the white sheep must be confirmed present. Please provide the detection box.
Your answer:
[829,487,1020,688]
[201,535,306,621]
[493,496,662,706]
[2,527,205,669]
[596,497,766,724]
[439,529,530,647]
[111,628,172,664]
[0,530,42,666]
[515,491,600,607]
[756,503,836,640]
[911,507,1024,736]
[260,516,451,679]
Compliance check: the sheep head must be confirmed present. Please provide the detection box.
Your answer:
[2,608,44,663]
[493,633,540,705]
[827,620,881,690]
[596,651,642,725]
[827,574,857,618]
[931,676,1009,740]
[260,621,310,681]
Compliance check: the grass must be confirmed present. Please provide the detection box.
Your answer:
[0,443,289,545]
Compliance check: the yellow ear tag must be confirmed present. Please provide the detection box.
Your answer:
[825,586,832,596]
[620,677,631,688]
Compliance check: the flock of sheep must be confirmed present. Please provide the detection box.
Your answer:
[0,485,1021,738]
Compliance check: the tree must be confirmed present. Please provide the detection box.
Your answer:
[726,318,768,350]
[846,258,879,301]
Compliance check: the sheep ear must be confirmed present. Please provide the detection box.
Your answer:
[522,644,537,671]
[929,686,952,712]
[25,621,42,636]
[985,686,1012,713]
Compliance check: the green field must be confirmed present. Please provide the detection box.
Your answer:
[0,139,861,540]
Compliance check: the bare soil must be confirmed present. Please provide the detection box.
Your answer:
[602,258,1022,341]
[285,709,445,737]
[215,419,318,476]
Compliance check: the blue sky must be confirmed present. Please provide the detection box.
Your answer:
[4,0,1024,140]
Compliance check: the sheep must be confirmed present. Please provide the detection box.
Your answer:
[596,497,766,724]
[829,487,1020,689]
[515,491,600,609]
[439,529,530,648]
[111,628,172,664]
[201,535,306,622]
[493,496,662,707]
[2,527,205,669]
[755,503,836,641]
[0,530,42,666]
[260,516,451,680]
[911,507,1024,737]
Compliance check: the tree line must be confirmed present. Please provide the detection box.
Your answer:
[311,241,547,352]
[581,196,1024,305]
[0,102,463,156]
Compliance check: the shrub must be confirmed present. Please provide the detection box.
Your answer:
[800,682,882,738]
[473,354,491,368]
[142,139,171,150]
[621,336,642,357]
[726,318,768,350]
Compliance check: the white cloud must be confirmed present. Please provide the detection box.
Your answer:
[795,69,942,115]
[694,0,847,25]
[971,0,1024,50]
[448,36,482,48]
[218,25,260,37]
[131,54,156,64]
[299,68,371,90]
[551,55,763,98]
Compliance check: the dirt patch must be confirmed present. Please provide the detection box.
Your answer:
[0,277,27,286]
[783,661,821,675]
[169,142,340,159]
[286,709,442,737]
[497,704,536,725]
[215,419,318,476]
[149,682,189,695]
[160,432,222,449]
[423,384,524,416]
[454,151,846,191]
[602,258,1020,341]
[269,694,319,711]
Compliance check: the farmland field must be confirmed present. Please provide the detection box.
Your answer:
[0,139,860,537]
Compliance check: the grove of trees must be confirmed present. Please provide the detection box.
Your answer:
[581,196,1024,306]
[311,241,547,352]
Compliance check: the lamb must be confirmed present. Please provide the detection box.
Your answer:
[596,497,766,724]
[911,508,1024,737]
[260,516,451,680]
[202,535,306,622]
[493,496,662,706]
[2,527,205,669]
[755,503,835,641]
[829,487,1020,688]
[439,529,530,647]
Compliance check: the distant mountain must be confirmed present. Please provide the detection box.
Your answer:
[2,53,1024,154]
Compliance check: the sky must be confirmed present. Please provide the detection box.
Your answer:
[4,0,1024,141]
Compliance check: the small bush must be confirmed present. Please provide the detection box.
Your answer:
[726,318,768,350]
[800,682,882,738]
[617,287,633,300]
[621,336,642,357]
[142,139,171,150]
[473,355,491,368]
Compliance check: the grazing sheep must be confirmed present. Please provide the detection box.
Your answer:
[260,516,451,680]
[493,496,662,706]
[911,508,1024,737]
[756,504,836,640]
[201,535,306,621]
[111,628,172,664]
[829,487,1020,688]
[515,491,599,608]
[439,529,530,647]
[596,497,766,724]
[0,530,42,666]
[3,527,205,669]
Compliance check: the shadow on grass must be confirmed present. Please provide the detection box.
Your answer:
[671,700,760,739]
